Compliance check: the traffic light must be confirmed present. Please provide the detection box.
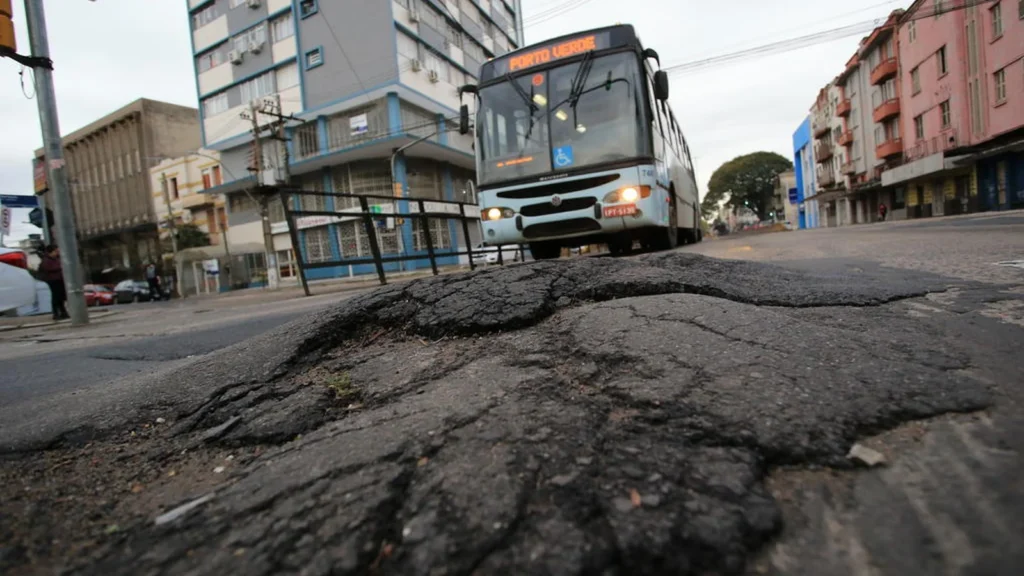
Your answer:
[0,0,16,53]
[28,206,54,230]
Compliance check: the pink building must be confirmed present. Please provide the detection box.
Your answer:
[899,0,1023,157]
[883,0,1024,214]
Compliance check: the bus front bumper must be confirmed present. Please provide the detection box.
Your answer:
[481,194,668,245]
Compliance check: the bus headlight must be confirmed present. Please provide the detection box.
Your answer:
[484,207,515,221]
[603,186,651,204]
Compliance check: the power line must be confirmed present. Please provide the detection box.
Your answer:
[523,0,596,26]
[664,0,996,75]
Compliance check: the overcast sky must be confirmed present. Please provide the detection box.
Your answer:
[0,0,902,242]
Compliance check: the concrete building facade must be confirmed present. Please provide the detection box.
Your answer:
[884,0,1024,215]
[792,116,820,229]
[187,0,523,281]
[33,98,200,281]
[148,150,230,247]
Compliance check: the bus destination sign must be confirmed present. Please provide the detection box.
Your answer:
[488,31,613,77]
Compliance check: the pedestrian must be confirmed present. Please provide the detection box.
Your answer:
[145,261,161,300]
[879,202,888,222]
[38,245,68,321]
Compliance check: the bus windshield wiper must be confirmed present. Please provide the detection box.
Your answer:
[568,51,595,112]
[505,73,541,154]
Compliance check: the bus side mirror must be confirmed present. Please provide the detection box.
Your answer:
[654,70,669,101]
[643,48,661,67]
[459,104,470,135]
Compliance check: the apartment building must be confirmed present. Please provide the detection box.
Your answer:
[148,150,230,247]
[792,116,821,229]
[32,98,200,281]
[186,0,524,281]
[883,0,1023,215]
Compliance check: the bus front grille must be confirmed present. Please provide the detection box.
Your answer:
[520,197,597,217]
[522,218,602,239]
[495,174,620,200]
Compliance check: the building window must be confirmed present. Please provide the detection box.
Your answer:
[212,165,222,186]
[230,0,247,8]
[299,0,318,18]
[271,11,294,43]
[914,115,924,140]
[911,67,920,94]
[198,46,225,73]
[994,68,1007,102]
[201,168,213,189]
[940,100,951,128]
[233,22,267,53]
[908,20,916,42]
[937,46,948,76]
[169,177,179,200]
[992,2,1003,36]
[192,4,220,29]
[305,47,324,70]
[303,227,332,264]
[203,93,229,117]
[239,71,275,103]
[276,62,299,90]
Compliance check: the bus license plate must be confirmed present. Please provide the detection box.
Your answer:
[603,204,637,218]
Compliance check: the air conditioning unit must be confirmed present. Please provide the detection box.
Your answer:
[247,0,261,7]
[249,40,264,54]
[229,50,243,64]
[428,69,439,83]
[408,9,420,22]
[410,59,422,72]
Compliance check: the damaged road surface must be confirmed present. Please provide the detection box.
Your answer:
[1,252,1022,575]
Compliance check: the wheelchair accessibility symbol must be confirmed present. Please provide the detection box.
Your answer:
[553,146,574,168]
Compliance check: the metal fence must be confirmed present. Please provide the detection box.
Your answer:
[280,187,518,295]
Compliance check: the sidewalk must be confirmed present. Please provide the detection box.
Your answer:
[0,308,121,332]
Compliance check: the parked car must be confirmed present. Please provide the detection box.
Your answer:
[470,244,524,266]
[0,248,37,315]
[113,280,152,304]
[84,284,116,307]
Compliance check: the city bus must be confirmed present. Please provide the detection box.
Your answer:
[458,24,701,259]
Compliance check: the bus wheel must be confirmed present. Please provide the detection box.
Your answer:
[654,199,679,251]
[528,241,561,260]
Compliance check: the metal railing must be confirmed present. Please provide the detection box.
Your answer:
[279,187,519,295]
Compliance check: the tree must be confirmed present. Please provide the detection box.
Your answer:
[173,223,210,249]
[705,152,793,220]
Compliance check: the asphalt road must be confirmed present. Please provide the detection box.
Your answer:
[1,211,1022,575]
[0,290,357,409]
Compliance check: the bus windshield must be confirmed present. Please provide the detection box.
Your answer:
[477,51,648,186]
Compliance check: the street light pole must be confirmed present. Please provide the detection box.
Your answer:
[24,0,88,325]
[159,172,182,298]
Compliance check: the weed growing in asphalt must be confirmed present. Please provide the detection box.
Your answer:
[325,373,359,403]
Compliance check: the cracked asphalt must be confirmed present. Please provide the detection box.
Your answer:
[1,213,1023,575]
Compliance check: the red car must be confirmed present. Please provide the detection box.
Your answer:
[84,284,116,307]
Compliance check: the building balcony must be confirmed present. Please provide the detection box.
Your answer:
[837,98,852,117]
[876,138,904,160]
[817,169,836,187]
[181,193,214,210]
[815,141,834,162]
[872,97,901,123]
[838,130,854,146]
[813,120,830,139]
[870,57,898,86]
[842,160,857,175]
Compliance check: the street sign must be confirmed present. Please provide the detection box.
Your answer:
[1,206,11,236]
[0,194,39,208]
[28,207,54,229]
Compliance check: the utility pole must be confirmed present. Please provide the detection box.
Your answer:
[22,0,88,325]
[247,102,279,290]
[159,172,182,298]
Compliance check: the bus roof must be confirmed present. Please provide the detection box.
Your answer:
[478,24,641,83]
